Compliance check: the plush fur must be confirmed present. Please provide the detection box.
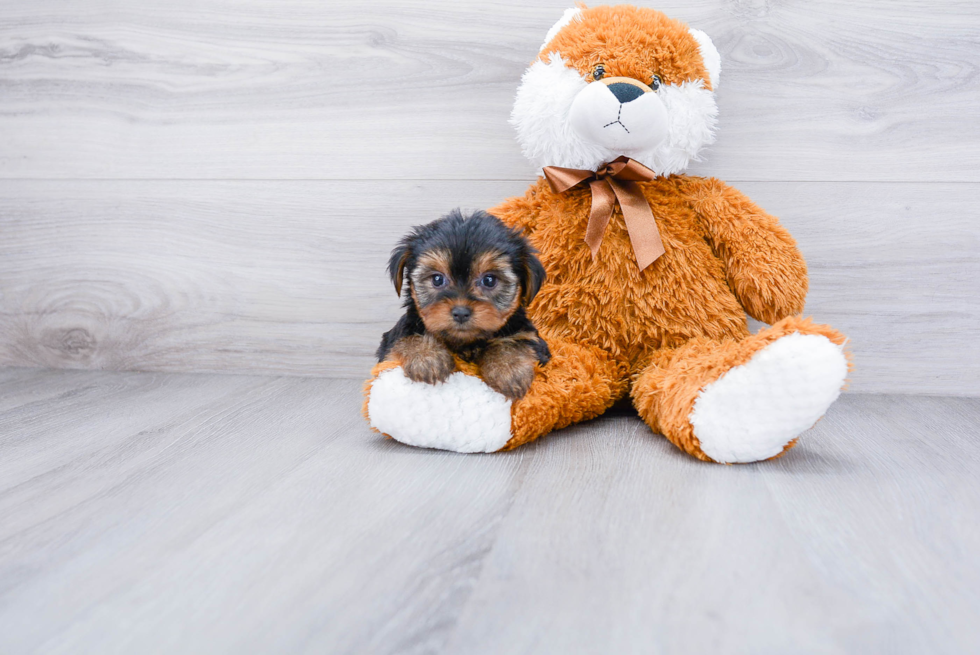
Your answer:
[365,4,850,462]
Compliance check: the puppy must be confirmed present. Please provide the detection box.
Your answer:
[377,209,551,400]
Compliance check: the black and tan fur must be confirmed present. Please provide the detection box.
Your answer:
[377,209,550,399]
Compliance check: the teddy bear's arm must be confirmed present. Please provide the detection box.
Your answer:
[686,177,808,325]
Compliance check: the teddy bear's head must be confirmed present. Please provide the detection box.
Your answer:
[511,5,721,176]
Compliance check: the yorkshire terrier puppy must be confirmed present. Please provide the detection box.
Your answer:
[377,209,551,399]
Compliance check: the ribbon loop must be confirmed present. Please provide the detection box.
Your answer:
[542,156,666,271]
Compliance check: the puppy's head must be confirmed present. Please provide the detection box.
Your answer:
[388,209,545,345]
[512,5,720,176]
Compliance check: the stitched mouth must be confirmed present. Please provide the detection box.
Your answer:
[602,104,630,133]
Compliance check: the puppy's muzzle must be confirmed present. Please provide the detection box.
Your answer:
[451,305,472,324]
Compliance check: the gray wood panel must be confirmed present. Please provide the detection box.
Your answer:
[1,179,977,395]
[0,0,977,181]
[0,370,978,653]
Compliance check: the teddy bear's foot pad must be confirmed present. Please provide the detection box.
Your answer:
[367,367,513,453]
[689,333,848,464]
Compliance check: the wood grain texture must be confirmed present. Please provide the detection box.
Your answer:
[0,370,978,653]
[1,1,978,392]
[0,0,978,181]
[1,179,977,394]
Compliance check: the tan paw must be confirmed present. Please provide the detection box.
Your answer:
[480,341,538,400]
[390,334,455,385]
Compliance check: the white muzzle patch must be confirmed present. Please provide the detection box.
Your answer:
[568,81,669,155]
[511,55,718,176]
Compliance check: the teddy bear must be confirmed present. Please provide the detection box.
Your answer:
[365,4,850,463]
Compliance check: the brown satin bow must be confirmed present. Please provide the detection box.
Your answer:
[542,156,666,271]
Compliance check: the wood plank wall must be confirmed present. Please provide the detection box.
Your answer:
[1,0,978,395]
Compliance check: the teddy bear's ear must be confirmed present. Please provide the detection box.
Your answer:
[689,28,721,89]
[539,7,582,52]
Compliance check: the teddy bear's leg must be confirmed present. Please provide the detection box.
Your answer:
[365,334,626,453]
[503,335,627,450]
[631,316,850,463]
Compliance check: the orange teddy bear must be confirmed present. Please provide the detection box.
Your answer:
[366,4,850,463]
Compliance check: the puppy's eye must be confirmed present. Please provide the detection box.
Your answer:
[592,64,605,81]
[480,274,498,289]
[431,274,446,288]
[649,74,662,90]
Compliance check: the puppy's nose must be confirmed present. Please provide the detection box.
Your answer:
[607,82,645,104]
[451,306,472,323]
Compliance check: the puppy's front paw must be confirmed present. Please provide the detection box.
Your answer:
[480,341,538,400]
[391,334,455,385]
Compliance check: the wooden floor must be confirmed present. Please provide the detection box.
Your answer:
[1,368,978,654]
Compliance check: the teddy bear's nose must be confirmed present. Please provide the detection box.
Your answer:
[607,82,646,104]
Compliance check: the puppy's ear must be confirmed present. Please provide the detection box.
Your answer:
[522,254,547,306]
[387,237,414,296]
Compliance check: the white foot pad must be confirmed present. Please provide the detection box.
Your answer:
[367,367,514,453]
[690,333,848,463]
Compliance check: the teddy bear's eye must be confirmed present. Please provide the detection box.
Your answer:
[592,64,605,81]
[649,74,662,90]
